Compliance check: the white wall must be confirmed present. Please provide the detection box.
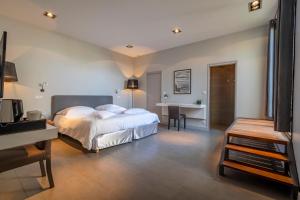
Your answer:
[0,15,269,124]
[293,1,300,177]
[0,16,134,117]
[134,26,268,126]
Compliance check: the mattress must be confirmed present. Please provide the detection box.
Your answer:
[54,112,160,150]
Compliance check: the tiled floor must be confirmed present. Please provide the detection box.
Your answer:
[0,127,292,200]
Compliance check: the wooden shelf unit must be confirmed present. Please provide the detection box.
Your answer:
[219,118,299,200]
[225,144,288,161]
[223,160,294,185]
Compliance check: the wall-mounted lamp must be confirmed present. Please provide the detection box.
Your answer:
[115,89,121,98]
[127,79,139,107]
[115,89,120,95]
[4,62,18,82]
[163,91,168,103]
[39,82,48,93]
[249,0,262,12]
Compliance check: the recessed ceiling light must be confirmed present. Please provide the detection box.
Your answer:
[249,0,261,12]
[126,44,134,48]
[172,27,182,34]
[43,11,57,19]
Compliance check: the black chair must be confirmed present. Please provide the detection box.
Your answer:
[168,106,186,131]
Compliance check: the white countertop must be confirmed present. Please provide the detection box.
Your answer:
[0,125,58,150]
[156,103,206,109]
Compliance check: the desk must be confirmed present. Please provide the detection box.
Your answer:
[156,103,205,109]
[0,125,58,150]
[156,103,206,120]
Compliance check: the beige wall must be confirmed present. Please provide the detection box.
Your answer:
[134,26,268,123]
[0,16,134,117]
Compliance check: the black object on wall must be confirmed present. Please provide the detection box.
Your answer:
[274,0,297,132]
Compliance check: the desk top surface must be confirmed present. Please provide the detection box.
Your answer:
[0,125,58,150]
[156,102,206,109]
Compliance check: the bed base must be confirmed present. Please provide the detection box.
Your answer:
[93,129,133,150]
[91,123,158,151]
[59,123,158,152]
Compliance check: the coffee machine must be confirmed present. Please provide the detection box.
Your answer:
[0,99,23,123]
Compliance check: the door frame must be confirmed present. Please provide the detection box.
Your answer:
[207,61,237,130]
[146,71,162,113]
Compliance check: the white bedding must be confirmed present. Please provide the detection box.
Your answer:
[54,112,160,150]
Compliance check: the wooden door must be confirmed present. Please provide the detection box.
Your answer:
[210,64,235,128]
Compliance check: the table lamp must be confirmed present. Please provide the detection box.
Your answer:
[4,62,18,82]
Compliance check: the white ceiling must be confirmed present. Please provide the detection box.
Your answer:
[0,0,277,57]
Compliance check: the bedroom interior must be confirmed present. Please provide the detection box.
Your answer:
[1,0,300,200]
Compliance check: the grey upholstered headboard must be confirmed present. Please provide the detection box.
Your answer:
[51,95,113,118]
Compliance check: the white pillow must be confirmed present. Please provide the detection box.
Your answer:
[95,104,126,114]
[57,106,95,118]
[94,110,116,119]
[124,108,149,115]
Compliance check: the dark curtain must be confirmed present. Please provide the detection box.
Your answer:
[266,19,276,119]
[274,0,297,132]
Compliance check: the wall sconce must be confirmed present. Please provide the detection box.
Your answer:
[115,89,121,95]
[163,91,168,103]
[39,82,48,93]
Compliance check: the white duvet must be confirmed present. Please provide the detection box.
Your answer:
[54,112,160,150]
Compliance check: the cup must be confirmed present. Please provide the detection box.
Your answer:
[27,110,42,121]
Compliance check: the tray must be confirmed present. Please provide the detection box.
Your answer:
[0,119,47,135]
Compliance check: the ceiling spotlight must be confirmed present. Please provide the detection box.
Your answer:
[172,27,182,34]
[43,11,57,19]
[126,44,134,48]
[249,0,262,12]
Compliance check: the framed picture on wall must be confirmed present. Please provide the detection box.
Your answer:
[174,69,191,94]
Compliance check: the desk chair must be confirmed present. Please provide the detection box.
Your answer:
[0,141,54,188]
[168,106,186,131]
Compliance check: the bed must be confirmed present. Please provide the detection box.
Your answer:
[51,95,160,151]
